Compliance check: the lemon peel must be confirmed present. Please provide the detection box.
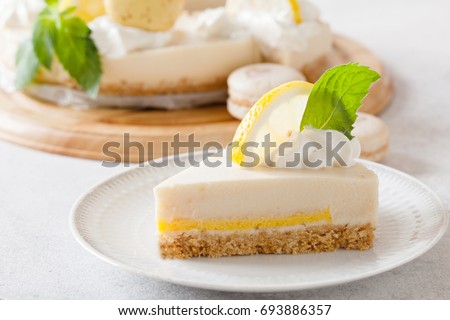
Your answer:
[232,81,313,166]
[288,0,302,24]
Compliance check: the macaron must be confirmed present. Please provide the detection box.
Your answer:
[104,0,185,31]
[227,63,306,120]
[184,0,226,12]
[353,112,390,162]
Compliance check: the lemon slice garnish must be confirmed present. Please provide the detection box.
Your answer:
[288,0,302,24]
[60,0,105,22]
[232,81,313,166]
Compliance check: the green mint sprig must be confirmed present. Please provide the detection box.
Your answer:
[16,0,102,97]
[300,63,380,139]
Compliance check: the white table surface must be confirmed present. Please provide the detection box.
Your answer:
[1,0,449,299]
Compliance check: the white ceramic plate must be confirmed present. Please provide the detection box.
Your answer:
[70,154,448,292]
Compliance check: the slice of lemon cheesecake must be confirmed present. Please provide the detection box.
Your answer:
[155,161,377,258]
[154,64,381,258]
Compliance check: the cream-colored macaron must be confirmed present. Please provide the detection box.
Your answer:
[104,0,185,31]
[353,112,390,162]
[184,0,226,12]
[227,63,306,120]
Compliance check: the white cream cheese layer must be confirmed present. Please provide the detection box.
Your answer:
[154,161,378,226]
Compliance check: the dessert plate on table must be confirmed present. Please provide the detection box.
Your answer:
[70,153,448,292]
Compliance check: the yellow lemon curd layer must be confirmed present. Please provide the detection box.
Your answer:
[158,208,331,232]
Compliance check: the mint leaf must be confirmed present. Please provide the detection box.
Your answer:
[300,63,380,139]
[61,6,77,16]
[45,0,59,8]
[55,15,102,97]
[15,39,40,88]
[15,0,102,96]
[32,7,58,69]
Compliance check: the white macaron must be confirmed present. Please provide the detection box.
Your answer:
[227,63,306,120]
[353,112,390,162]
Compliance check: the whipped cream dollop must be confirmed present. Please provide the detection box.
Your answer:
[89,16,173,59]
[0,0,44,28]
[174,7,248,40]
[227,0,320,26]
[271,129,361,169]
[226,0,331,59]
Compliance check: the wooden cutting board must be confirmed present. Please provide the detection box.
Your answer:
[0,35,393,163]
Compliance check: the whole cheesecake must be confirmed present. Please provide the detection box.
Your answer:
[0,0,331,108]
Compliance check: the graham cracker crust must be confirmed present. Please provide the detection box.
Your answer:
[99,77,227,96]
[159,224,375,259]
